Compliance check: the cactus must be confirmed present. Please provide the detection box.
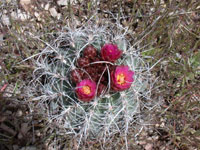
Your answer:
[31,18,153,146]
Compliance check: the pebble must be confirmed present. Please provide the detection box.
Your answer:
[18,133,23,139]
[49,7,58,18]
[145,143,153,150]
[35,130,41,137]
[5,110,12,115]
[20,0,31,12]
[139,141,146,145]
[34,12,39,18]
[13,145,19,150]
[20,146,37,150]
[147,137,153,141]
[1,14,10,26]
[44,3,50,10]
[34,12,41,21]
[11,10,30,21]
[160,122,165,128]
[20,0,31,6]
[57,0,68,6]
[6,0,12,3]
[0,33,3,45]
[16,109,23,117]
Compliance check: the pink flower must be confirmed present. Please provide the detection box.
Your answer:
[76,79,96,102]
[101,43,122,62]
[111,66,134,91]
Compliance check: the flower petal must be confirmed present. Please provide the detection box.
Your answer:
[101,43,122,62]
[76,79,96,102]
[111,65,134,91]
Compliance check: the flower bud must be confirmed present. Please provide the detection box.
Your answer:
[77,57,90,67]
[83,45,97,59]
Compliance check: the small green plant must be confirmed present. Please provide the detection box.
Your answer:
[31,17,154,147]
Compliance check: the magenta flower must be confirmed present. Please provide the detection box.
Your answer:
[76,79,96,102]
[101,43,122,62]
[111,66,134,91]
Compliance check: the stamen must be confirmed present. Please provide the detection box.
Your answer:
[117,73,126,85]
[82,86,91,94]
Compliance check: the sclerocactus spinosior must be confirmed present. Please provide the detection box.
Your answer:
[31,18,155,148]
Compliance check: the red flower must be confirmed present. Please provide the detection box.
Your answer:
[76,79,96,102]
[101,43,122,62]
[111,66,134,91]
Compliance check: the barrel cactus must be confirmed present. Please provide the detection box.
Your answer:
[32,18,152,145]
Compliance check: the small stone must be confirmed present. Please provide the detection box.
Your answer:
[34,12,41,21]
[13,145,19,150]
[41,3,44,8]
[11,10,30,21]
[57,0,68,6]
[49,7,58,18]
[1,15,10,26]
[139,141,146,145]
[18,133,23,139]
[20,0,31,12]
[74,17,81,26]
[20,146,37,150]
[153,136,159,140]
[57,13,61,20]
[147,137,153,141]
[44,3,50,10]
[0,33,3,44]
[3,10,8,13]
[11,11,17,20]
[160,122,165,127]
[145,143,153,150]
[0,116,6,122]
[34,12,39,18]
[35,130,41,137]
[6,0,12,3]
[16,109,23,117]
[160,118,165,122]
[20,0,31,5]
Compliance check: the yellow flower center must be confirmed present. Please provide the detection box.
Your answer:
[82,86,91,94]
[108,49,113,53]
[117,73,126,85]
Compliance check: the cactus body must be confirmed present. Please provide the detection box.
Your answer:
[32,21,152,142]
